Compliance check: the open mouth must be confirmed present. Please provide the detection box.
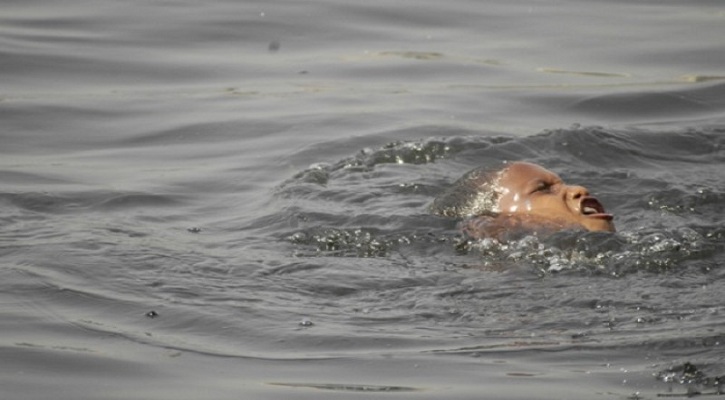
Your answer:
[580,197,614,220]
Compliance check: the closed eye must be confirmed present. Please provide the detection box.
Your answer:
[531,181,552,193]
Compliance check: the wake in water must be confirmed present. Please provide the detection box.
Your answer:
[277,125,724,277]
[269,126,725,397]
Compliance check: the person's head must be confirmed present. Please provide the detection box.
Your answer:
[494,162,614,232]
[430,161,614,233]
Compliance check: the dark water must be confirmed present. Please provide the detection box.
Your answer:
[2,1,725,399]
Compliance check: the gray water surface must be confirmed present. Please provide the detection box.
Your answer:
[2,1,725,399]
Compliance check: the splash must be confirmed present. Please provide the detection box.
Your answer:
[279,128,724,277]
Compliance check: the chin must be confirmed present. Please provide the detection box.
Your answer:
[580,218,616,232]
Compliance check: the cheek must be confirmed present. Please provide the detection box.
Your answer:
[527,196,565,213]
[508,193,521,212]
[501,193,524,213]
[523,198,533,212]
[500,193,535,213]
[582,219,616,232]
[511,199,533,213]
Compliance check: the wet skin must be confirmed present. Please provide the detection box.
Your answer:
[494,162,615,232]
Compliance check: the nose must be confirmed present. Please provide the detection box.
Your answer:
[565,184,589,201]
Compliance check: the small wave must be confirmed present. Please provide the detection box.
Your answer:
[461,225,720,276]
[656,361,725,397]
[569,82,725,120]
[268,382,421,392]
[0,191,183,214]
[276,126,725,277]
[280,135,506,186]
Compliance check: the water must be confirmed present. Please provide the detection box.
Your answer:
[2,1,725,399]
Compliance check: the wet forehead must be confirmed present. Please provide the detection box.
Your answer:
[501,162,561,188]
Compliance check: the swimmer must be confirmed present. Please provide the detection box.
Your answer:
[429,162,614,240]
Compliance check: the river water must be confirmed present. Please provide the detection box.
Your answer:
[2,1,725,399]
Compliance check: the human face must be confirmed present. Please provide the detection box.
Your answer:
[494,162,615,232]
